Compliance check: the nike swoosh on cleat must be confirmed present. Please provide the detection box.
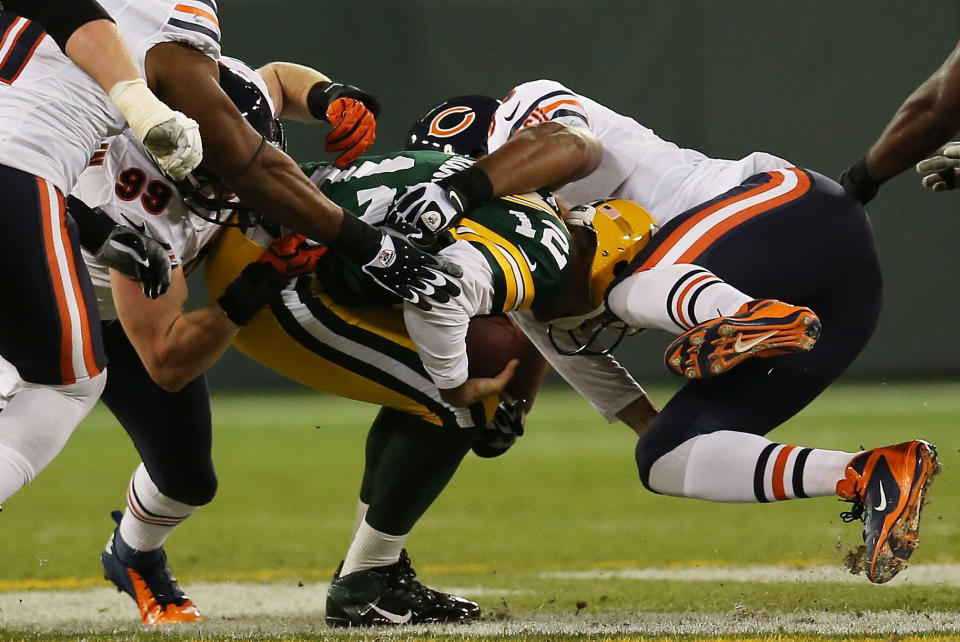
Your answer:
[368,603,413,624]
[875,481,888,512]
[733,330,777,353]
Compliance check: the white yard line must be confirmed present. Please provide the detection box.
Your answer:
[540,562,960,586]
[0,566,958,635]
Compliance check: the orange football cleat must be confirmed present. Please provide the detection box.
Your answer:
[837,440,941,583]
[101,511,202,625]
[664,299,821,378]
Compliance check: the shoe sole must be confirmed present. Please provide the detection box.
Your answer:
[866,441,941,584]
[665,305,821,378]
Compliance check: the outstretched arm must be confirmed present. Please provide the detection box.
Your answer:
[256,61,380,166]
[841,40,960,202]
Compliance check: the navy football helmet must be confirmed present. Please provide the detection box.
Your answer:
[405,95,500,158]
[176,63,286,228]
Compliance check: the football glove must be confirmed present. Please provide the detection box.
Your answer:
[97,224,172,300]
[916,142,960,191]
[258,233,328,276]
[330,213,462,311]
[361,231,462,311]
[472,399,527,458]
[309,81,381,167]
[217,262,290,326]
[109,78,202,180]
[386,182,464,246]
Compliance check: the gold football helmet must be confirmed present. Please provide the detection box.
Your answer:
[565,199,658,306]
[547,199,657,355]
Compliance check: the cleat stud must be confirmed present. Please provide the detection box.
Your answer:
[670,357,682,366]
[711,364,723,373]
[719,326,734,337]
[802,316,812,326]
[685,368,698,378]
[691,335,704,346]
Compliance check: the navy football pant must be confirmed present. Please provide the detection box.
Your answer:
[99,320,217,506]
[0,164,104,384]
[629,169,883,488]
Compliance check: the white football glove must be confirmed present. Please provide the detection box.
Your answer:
[916,142,960,191]
[109,78,203,180]
[386,182,464,246]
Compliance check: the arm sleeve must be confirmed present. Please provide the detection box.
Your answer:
[66,195,116,253]
[508,310,646,423]
[3,0,112,50]
[402,243,497,389]
[487,79,591,154]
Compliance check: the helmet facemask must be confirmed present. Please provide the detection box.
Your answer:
[546,199,658,356]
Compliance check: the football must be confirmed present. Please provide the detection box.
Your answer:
[465,315,530,379]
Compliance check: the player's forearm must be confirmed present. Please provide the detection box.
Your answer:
[616,395,659,436]
[867,43,960,181]
[141,304,239,392]
[258,61,330,122]
[477,122,602,195]
[226,142,346,241]
[64,19,142,93]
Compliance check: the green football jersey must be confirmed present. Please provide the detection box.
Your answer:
[301,151,572,314]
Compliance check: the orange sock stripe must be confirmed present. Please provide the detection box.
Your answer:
[674,273,714,329]
[771,445,797,501]
[126,486,185,526]
[36,178,76,383]
[54,189,100,378]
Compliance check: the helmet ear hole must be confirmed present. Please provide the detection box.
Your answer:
[581,199,658,307]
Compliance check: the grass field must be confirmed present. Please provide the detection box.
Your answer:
[0,380,957,641]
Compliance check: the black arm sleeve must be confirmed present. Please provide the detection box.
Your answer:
[66,195,116,253]
[2,0,113,51]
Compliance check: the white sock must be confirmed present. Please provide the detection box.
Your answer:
[351,500,369,540]
[0,371,105,503]
[118,462,198,552]
[340,520,407,576]
[607,264,752,333]
[648,430,855,502]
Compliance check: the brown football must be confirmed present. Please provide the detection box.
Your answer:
[465,315,528,379]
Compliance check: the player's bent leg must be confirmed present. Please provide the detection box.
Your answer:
[836,440,941,584]
[327,408,480,627]
[97,322,212,623]
[664,299,821,379]
[102,510,201,625]
[0,371,105,502]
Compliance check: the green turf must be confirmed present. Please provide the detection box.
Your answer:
[1,381,957,639]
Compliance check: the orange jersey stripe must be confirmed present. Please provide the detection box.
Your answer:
[674,273,713,329]
[540,98,584,115]
[771,445,797,501]
[174,4,219,26]
[7,30,45,84]
[54,189,100,378]
[0,17,27,70]
[37,178,75,383]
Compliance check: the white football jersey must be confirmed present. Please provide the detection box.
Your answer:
[74,130,222,320]
[0,0,221,193]
[487,79,793,225]
[73,55,272,322]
